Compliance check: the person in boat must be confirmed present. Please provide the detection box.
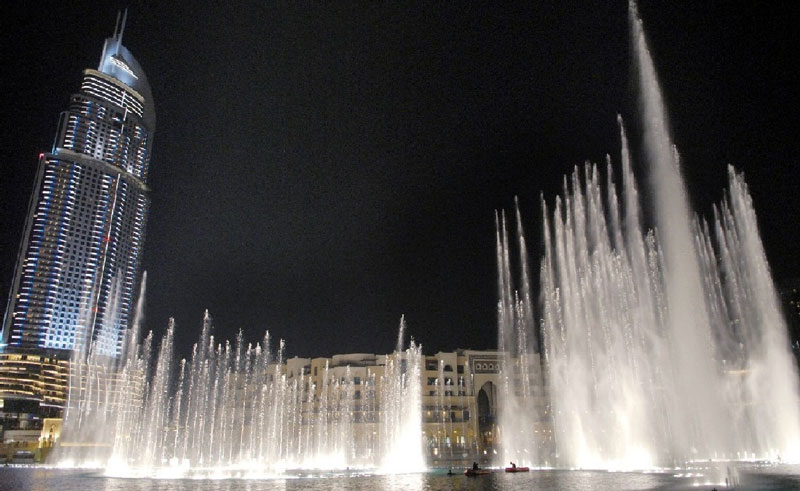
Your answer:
[472,461,479,470]
[447,468,454,475]
[510,462,517,469]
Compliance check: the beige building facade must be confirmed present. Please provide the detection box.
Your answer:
[285,348,550,466]
[1,348,551,466]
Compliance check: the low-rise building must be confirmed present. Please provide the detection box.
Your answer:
[1,346,552,466]
[285,348,550,466]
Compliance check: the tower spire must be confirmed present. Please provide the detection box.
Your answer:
[113,11,121,38]
[118,8,128,45]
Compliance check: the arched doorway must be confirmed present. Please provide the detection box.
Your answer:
[477,381,498,457]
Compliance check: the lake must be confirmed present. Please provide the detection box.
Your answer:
[1,464,799,490]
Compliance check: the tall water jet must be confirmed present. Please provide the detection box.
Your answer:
[56,272,149,467]
[710,168,800,461]
[538,158,800,468]
[496,204,549,467]
[540,158,669,469]
[380,315,425,472]
[525,2,800,468]
[629,0,729,458]
[396,314,406,353]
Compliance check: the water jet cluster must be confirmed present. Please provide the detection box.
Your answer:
[495,2,800,470]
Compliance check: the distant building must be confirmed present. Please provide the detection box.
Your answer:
[1,12,155,438]
[286,349,552,466]
[1,12,154,358]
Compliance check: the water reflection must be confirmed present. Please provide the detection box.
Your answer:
[3,466,800,491]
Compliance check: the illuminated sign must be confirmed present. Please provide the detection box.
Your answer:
[109,55,138,80]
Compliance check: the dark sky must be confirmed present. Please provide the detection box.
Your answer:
[2,2,799,360]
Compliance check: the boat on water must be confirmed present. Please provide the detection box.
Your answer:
[464,468,491,476]
[505,466,530,473]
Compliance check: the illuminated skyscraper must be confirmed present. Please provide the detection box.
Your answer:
[1,13,154,358]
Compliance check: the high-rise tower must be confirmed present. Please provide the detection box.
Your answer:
[1,12,155,359]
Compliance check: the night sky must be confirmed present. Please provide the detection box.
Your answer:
[2,2,798,360]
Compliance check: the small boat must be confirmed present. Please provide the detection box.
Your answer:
[464,468,491,476]
[505,466,530,473]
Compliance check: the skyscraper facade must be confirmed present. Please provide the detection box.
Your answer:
[1,15,155,359]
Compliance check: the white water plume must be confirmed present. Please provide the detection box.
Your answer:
[380,315,425,473]
[57,309,426,477]
[496,205,548,468]
[496,1,800,469]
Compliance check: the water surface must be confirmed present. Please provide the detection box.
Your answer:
[2,465,799,491]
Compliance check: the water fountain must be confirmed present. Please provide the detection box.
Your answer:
[496,1,800,470]
[53,0,800,477]
[56,310,425,477]
[496,205,550,468]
